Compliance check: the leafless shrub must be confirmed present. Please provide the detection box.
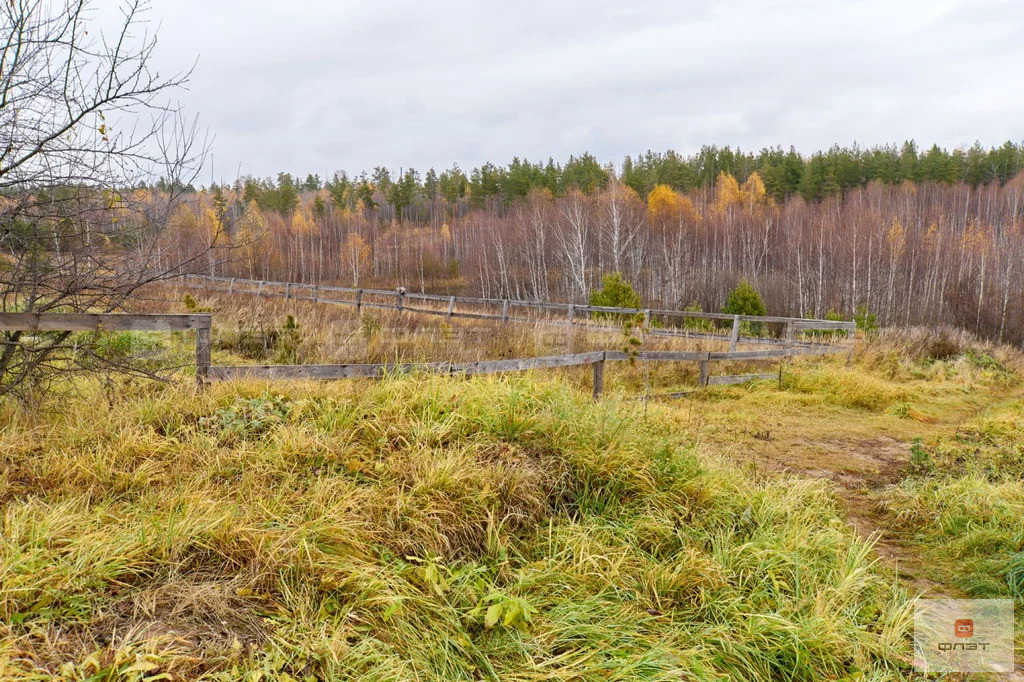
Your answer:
[0,0,221,398]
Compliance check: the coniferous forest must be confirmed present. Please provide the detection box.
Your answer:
[163,140,1024,344]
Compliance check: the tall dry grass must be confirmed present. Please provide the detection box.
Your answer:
[0,375,912,680]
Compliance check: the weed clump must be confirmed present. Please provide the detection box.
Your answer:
[214,315,304,363]
[182,293,211,313]
[199,394,292,444]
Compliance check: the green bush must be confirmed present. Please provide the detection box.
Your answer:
[589,272,641,309]
[589,272,641,320]
[682,301,714,332]
[807,308,848,341]
[723,280,767,335]
[722,280,766,317]
[853,305,878,332]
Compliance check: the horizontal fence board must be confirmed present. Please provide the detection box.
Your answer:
[709,349,789,360]
[791,320,856,330]
[707,373,778,385]
[405,292,454,302]
[317,298,357,308]
[449,296,509,305]
[645,327,732,342]
[601,350,706,362]
[574,304,644,314]
[647,308,737,321]
[209,364,425,380]
[400,305,449,317]
[316,284,360,295]
[355,288,401,297]
[0,313,209,332]
[450,311,504,321]
[521,301,570,311]
[456,351,606,374]
[633,350,706,361]
[208,351,609,381]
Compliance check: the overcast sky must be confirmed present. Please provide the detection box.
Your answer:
[145,0,1022,182]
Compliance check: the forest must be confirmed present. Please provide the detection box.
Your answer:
[160,140,1024,344]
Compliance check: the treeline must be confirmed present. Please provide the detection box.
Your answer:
[222,140,1024,224]
[162,145,1024,346]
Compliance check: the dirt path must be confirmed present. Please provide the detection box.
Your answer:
[790,435,955,597]
[686,385,1024,599]
[681,381,1024,677]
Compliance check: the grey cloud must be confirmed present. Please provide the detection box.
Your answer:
[144,0,1024,181]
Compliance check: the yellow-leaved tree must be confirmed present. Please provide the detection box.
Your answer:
[342,232,371,286]
[712,171,742,217]
[646,184,699,226]
[740,171,770,217]
[291,205,316,234]
[234,201,268,278]
[887,217,906,259]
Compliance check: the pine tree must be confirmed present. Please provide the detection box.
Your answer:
[590,272,642,310]
[723,280,767,316]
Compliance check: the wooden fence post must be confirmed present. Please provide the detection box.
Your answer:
[312,285,319,304]
[501,299,510,323]
[447,296,456,318]
[228,278,235,295]
[784,321,793,347]
[195,315,212,388]
[356,289,363,313]
[256,280,264,298]
[729,315,741,353]
[592,351,605,400]
[396,287,405,312]
[285,282,291,303]
[643,309,651,329]
[566,305,577,352]
[698,352,710,387]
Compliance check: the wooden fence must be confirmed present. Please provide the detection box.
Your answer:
[0,313,212,384]
[207,346,848,396]
[178,274,854,353]
[0,311,852,396]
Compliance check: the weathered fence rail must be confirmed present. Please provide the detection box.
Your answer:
[0,311,852,395]
[0,313,212,384]
[0,313,209,333]
[206,346,849,395]
[207,350,610,381]
[177,274,854,351]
